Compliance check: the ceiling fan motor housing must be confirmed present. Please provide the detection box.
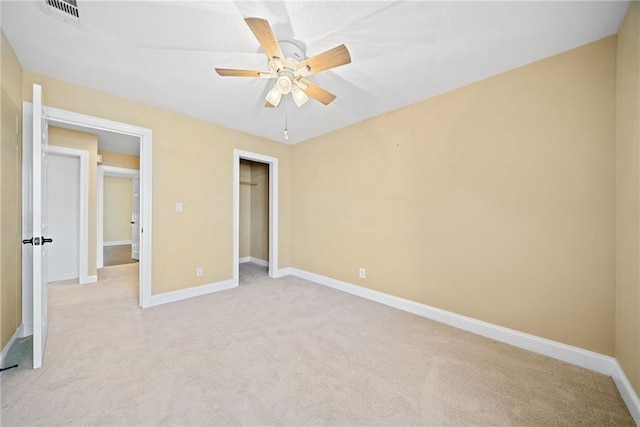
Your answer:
[278,39,306,62]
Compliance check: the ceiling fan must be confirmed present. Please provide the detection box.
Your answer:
[215,18,351,108]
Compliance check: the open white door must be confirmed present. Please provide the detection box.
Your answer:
[131,174,140,261]
[30,84,50,369]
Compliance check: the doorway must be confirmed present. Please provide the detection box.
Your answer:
[239,159,269,285]
[22,101,153,343]
[233,150,279,285]
[98,166,141,268]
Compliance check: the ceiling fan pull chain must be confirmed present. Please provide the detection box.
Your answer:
[284,96,289,140]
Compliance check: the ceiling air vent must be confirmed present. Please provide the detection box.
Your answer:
[40,0,86,28]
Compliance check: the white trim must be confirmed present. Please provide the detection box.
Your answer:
[0,324,24,369]
[22,323,33,338]
[101,165,139,178]
[292,267,640,417]
[84,275,98,284]
[49,271,79,282]
[97,165,139,268]
[612,360,640,425]
[23,102,153,309]
[104,240,132,247]
[238,257,269,266]
[289,268,614,376]
[45,145,90,285]
[233,150,279,285]
[273,267,291,278]
[150,279,236,307]
[97,167,103,268]
[250,257,269,267]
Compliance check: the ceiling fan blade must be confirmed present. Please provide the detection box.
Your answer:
[244,18,284,60]
[215,68,264,77]
[299,79,337,105]
[265,101,276,108]
[298,44,351,75]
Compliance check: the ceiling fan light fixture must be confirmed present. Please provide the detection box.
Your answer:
[291,85,309,107]
[269,58,282,73]
[298,65,311,77]
[266,85,282,107]
[276,73,293,95]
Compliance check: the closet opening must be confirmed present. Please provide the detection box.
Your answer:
[233,149,279,285]
[238,159,270,285]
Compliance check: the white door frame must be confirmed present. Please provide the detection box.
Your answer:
[97,165,140,267]
[45,145,93,284]
[22,102,153,317]
[233,150,279,283]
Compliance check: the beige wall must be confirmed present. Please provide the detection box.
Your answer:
[100,150,139,169]
[48,126,98,277]
[104,177,133,243]
[292,37,617,355]
[616,1,640,396]
[250,162,269,262]
[239,160,251,258]
[0,32,23,350]
[22,70,292,294]
[238,160,269,262]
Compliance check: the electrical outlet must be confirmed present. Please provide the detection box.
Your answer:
[176,202,184,213]
[196,267,203,277]
[359,268,366,279]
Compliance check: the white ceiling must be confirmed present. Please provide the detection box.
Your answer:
[2,1,630,145]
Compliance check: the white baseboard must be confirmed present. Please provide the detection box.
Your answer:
[239,257,269,267]
[150,279,236,307]
[273,267,291,278]
[289,268,614,375]
[251,257,269,267]
[21,322,32,338]
[288,268,640,419]
[81,275,98,284]
[612,359,640,425]
[49,271,79,282]
[1,324,24,369]
[104,240,132,247]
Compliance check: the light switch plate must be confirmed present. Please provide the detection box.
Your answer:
[176,202,183,212]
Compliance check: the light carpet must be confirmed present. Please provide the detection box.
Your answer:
[0,263,634,425]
